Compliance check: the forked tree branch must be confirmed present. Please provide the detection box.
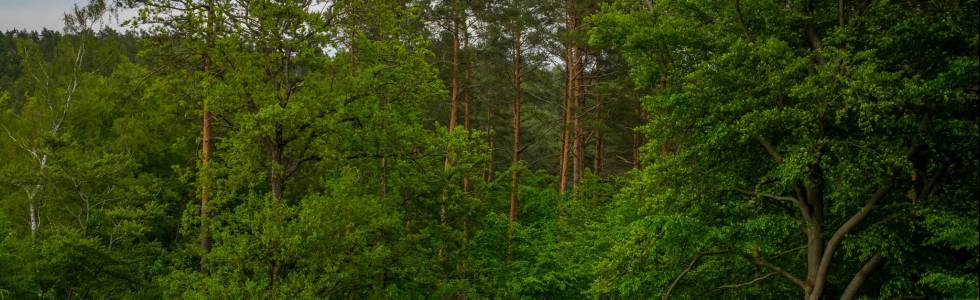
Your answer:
[808,173,897,300]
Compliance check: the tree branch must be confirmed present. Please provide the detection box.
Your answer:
[803,23,827,66]
[283,131,318,180]
[734,187,813,224]
[734,0,754,42]
[744,245,807,290]
[809,173,896,300]
[734,188,801,204]
[917,162,950,203]
[718,272,776,289]
[839,253,882,300]
[755,136,783,163]
[663,250,729,299]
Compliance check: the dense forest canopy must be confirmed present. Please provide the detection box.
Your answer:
[0,0,976,299]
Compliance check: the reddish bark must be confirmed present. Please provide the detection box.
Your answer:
[509,26,522,223]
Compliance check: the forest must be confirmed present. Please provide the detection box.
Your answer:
[0,0,977,299]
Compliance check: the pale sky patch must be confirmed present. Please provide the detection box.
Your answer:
[0,0,134,32]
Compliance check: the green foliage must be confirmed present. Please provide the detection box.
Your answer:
[0,0,975,298]
[588,0,978,298]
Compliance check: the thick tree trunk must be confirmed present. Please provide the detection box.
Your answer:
[509,27,522,223]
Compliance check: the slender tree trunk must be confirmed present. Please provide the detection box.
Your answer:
[25,156,47,241]
[200,102,213,246]
[485,52,495,183]
[29,193,39,240]
[439,7,462,271]
[509,26,522,223]
[268,124,285,288]
[445,12,460,175]
[271,126,284,203]
[486,106,494,182]
[559,0,577,194]
[449,18,460,133]
[570,2,585,186]
[572,67,584,184]
[200,0,216,272]
[462,15,472,192]
[559,88,571,194]
[593,96,602,177]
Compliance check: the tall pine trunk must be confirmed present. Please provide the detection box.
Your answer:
[463,23,472,192]
[566,0,587,188]
[449,18,460,133]
[558,0,577,195]
[486,104,495,182]
[200,0,216,272]
[572,75,584,184]
[593,95,602,177]
[509,26,522,223]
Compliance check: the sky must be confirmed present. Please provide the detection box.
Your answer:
[0,0,131,32]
